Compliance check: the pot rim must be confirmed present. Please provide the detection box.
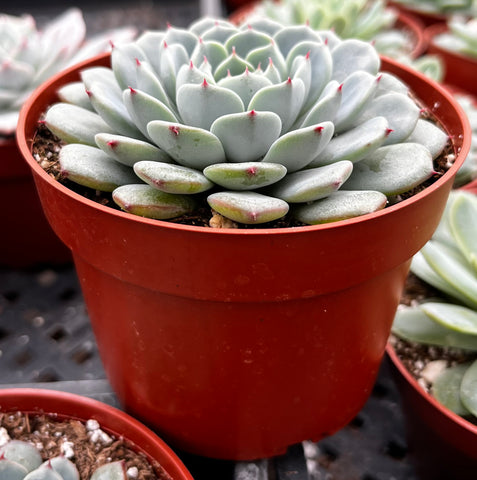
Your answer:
[0,387,194,480]
[17,51,471,237]
[386,343,477,435]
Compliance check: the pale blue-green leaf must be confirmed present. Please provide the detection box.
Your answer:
[217,69,272,107]
[421,240,477,310]
[176,81,244,130]
[134,161,213,194]
[248,78,305,134]
[190,40,228,73]
[95,133,172,167]
[421,302,477,335]
[343,143,434,196]
[41,457,79,480]
[204,162,286,190]
[245,42,287,79]
[357,92,420,145]
[310,116,389,167]
[262,121,334,172]
[163,25,198,57]
[210,110,281,162]
[316,29,341,49]
[294,189,387,224]
[331,38,380,83]
[123,87,177,139]
[90,461,127,480]
[113,184,196,220]
[176,61,215,91]
[135,60,174,110]
[273,24,322,59]
[214,52,255,81]
[189,17,234,37]
[57,81,93,111]
[333,71,380,133]
[290,55,311,105]
[87,82,145,139]
[81,67,122,97]
[406,119,449,159]
[158,41,189,99]
[0,60,33,90]
[0,110,19,136]
[461,359,477,416]
[44,103,115,146]
[24,467,63,480]
[240,18,283,36]
[392,306,477,350]
[207,191,289,224]
[132,30,165,73]
[224,29,273,58]
[374,72,410,97]
[0,440,42,472]
[111,42,147,90]
[147,120,226,169]
[261,57,282,83]
[201,24,240,44]
[267,160,353,203]
[59,144,139,192]
[0,458,28,480]
[432,363,473,416]
[449,191,477,271]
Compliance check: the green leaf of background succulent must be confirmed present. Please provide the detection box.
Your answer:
[44,103,115,146]
[59,144,139,191]
[207,191,289,224]
[294,189,387,224]
[95,133,172,167]
[432,363,473,416]
[262,121,334,171]
[134,161,214,194]
[343,143,434,196]
[461,359,477,416]
[421,302,477,335]
[204,162,287,190]
[267,160,353,203]
[113,184,196,220]
[147,120,226,169]
[392,306,477,350]
[210,110,282,162]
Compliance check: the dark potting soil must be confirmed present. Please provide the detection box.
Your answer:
[0,411,172,480]
[31,107,456,229]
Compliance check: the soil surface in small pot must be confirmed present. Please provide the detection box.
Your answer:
[391,273,477,425]
[0,411,172,480]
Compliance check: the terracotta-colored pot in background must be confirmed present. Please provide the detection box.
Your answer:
[386,345,477,479]
[0,136,70,268]
[388,1,448,27]
[16,53,470,461]
[0,388,193,480]
[425,23,477,97]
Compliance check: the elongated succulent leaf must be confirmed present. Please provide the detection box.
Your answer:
[421,302,477,335]
[90,461,127,480]
[136,60,175,109]
[214,51,255,80]
[24,465,63,480]
[0,441,42,473]
[0,60,34,90]
[294,190,387,224]
[343,143,434,196]
[207,191,289,224]
[176,61,215,91]
[95,133,172,167]
[110,42,147,90]
[158,42,189,100]
[298,80,341,128]
[134,161,214,194]
[267,160,353,203]
[57,81,93,110]
[210,110,282,162]
[406,119,449,159]
[59,144,139,191]
[163,25,198,57]
[113,184,196,219]
[44,103,115,145]
[204,162,286,190]
[190,39,228,72]
[262,121,334,171]
[0,457,28,480]
[432,363,473,416]
[41,457,79,480]
[225,28,274,58]
[245,42,287,79]
[392,306,477,350]
[461,360,477,416]
[81,67,122,98]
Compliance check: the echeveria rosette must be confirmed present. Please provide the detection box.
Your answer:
[392,191,477,420]
[434,16,477,59]
[44,18,449,226]
[0,8,136,136]
[390,0,477,16]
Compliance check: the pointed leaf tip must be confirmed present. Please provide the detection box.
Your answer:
[169,125,180,136]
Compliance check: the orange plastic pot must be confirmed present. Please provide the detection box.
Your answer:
[386,345,477,479]
[16,53,470,460]
[425,23,477,97]
[0,388,193,480]
[0,136,70,268]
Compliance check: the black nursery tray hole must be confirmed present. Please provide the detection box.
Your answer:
[49,326,67,342]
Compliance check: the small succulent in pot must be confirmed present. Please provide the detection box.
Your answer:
[390,0,477,16]
[391,190,477,421]
[43,18,450,226]
[0,8,136,136]
[433,16,477,59]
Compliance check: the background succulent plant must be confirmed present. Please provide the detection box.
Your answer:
[391,190,477,421]
[433,15,477,58]
[43,18,450,226]
[0,8,136,136]
[390,0,477,16]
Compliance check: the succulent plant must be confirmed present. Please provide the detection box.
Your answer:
[43,18,450,226]
[0,8,136,136]
[391,190,477,420]
[433,15,477,59]
[390,0,477,16]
